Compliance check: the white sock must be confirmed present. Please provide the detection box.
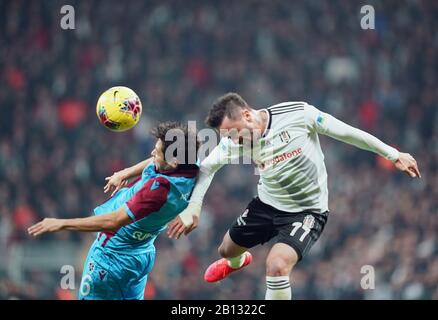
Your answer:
[265,276,292,300]
[226,253,246,269]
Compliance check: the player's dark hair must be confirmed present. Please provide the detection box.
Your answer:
[151,121,200,166]
[205,92,250,128]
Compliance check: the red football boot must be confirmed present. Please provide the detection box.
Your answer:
[204,252,253,283]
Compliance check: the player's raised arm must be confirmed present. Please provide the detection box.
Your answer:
[167,138,237,239]
[29,176,170,237]
[304,104,421,178]
[104,157,153,196]
[27,206,132,236]
[166,170,214,239]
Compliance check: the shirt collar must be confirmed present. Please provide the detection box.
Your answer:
[157,164,199,178]
[261,108,271,137]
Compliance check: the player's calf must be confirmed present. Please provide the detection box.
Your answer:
[265,256,294,300]
[218,231,251,270]
[217,231,248,258]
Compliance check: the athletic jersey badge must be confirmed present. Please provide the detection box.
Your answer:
[279,131,291,143]
[98,270,107,281]
[150,180,160,190]
[303,215,315,229]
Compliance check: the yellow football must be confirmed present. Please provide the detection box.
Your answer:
[96,86,142,132]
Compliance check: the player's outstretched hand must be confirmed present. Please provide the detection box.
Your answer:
[394,152,421,178]
[167,202,202,239]
[104,171,129,197]
[167,215,199,239]
[28,218,64,237]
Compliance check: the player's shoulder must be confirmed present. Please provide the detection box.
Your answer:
[142,162,157,175]
[152,175,171,186]
[266,101,311,127]
[266,101,309,115]
[139,175,171,194]
[218,136,241,150]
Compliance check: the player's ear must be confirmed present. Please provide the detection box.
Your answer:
[241,109,251,122]
[168,158,179,170]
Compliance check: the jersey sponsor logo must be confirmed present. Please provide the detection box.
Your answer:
[256,160,265,170]
[150,180,160,190]
[258,147,303,170]
[132,230,153,241]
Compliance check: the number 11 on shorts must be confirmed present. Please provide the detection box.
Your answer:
[290,222,311,242]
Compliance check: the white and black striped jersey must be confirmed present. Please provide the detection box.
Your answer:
[191,101,400,214]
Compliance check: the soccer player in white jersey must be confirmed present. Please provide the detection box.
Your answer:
[166,92,421,300]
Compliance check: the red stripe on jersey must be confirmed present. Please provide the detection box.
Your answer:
[125,176,170,221]
[101,230,117,247]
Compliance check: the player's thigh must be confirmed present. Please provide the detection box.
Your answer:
[275,211,328,262]
[227,197,276,251]
[78,251,122,300]
[123,274,149,300]
[121,250,156,300]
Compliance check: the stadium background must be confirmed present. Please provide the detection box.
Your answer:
[0,0,436,299]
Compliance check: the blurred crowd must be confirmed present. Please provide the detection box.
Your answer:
[0,0,436,299]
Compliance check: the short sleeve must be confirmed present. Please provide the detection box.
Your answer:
[123,176,170,221]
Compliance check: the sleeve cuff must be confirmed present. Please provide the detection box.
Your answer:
[123,203,136,221]
[386,147,400,162]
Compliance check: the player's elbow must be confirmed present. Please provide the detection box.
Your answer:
[101,219,119,232]
[102,213,125,232]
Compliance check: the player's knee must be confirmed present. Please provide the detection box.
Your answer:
[266,256,295,277]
